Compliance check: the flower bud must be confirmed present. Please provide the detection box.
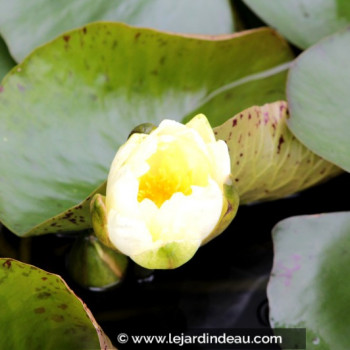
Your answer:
[91,114,239,269]
[67,234,128,290]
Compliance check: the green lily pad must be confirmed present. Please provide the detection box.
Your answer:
[0,36,15,80]
[268,212,350,349]
[0,258,114,349]
[0,0,234,62]
[214,101,341,204]
[0,23,294,237]
[287,28,350,172]
[244,0,350,49]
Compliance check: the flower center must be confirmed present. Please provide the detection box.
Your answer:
[137,139,211,207]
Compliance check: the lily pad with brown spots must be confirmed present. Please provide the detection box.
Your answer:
[0,258,115,349]
[214,101,342,204]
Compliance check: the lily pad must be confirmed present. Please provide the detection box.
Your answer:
[0,23,294,237]
[287,28,350,172]
[0,0,234,62]
[244,0,350,49]
[268,212,350,349]
[26,182,106,236]
[0,36,15,80]
[0,258,114,349]
[214,101,341,204]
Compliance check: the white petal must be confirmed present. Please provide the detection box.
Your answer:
[155,119,188,136]
[107,209,154,256]
[150,180,223,242]
[106,167,140,215]
[207,140,232,185]
[186,114,216,144]
[108,133,146,177]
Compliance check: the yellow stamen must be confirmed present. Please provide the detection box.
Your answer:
[138,138,211,207]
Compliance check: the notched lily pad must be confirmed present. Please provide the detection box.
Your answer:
[0,23,293,237]
[0,258,115,349]
[214,101,342,204]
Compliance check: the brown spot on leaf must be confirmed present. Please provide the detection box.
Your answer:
[225,92,232,100]
[37,292,51,299]
[111,40,118,49]
[58,304,68,310]
[34,307,45,314]
[2,260,11,269]
[42,277,47,281]
[135,32,141,40]
[277,136,285,154]
[64,212,73,219]
[157,38,167,47]
[264,113,269,124]
[82,27,87,34]
[63,35,70,43]
[232,119,237,127]
[51,314,64,322]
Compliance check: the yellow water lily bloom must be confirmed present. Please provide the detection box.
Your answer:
[91,114,239,269]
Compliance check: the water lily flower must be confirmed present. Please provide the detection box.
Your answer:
[90,114,239,269]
